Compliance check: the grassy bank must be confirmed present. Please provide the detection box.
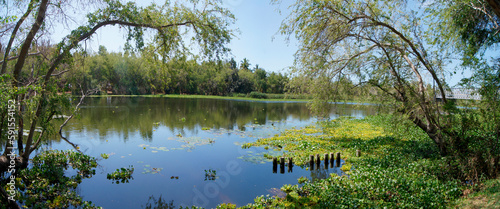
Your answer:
[86,93,383,105]
[228,115,471,208]
[87,93,312,102]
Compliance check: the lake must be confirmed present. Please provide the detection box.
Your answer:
[47,97,381,208]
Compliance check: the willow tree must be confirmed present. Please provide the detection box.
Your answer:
[278,0,499,180]
[0,0,234,205]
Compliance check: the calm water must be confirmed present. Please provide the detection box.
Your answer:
[46,97,380,208]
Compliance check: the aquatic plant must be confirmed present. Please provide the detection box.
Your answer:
[204,169,217,181]
[107,166,134,184]
[100,153,109,159]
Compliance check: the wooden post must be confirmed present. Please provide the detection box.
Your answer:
[330,152,334,168]
[309,155,315,170]
[324,153,329,169]
[336,152,341,167]
[316,154,321,168]
[288,158,293,173]
[356,150,361,157]
[273,157,277,173]
[280,157,285,174]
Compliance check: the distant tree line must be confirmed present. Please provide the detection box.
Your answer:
[62,46,289,96]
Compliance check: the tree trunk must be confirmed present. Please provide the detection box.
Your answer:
[0,0,36,75]
[0,155,28,174]
[409,112,448,156]
[12,0,48,86]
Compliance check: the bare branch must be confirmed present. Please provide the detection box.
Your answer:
[0,52,42,64]
[469,1,500,30]
[59,86,99,152]
[30,130,45,153]
[366,18,448,103]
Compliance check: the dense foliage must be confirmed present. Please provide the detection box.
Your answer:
[63,48,289,96]
[0,150,99,209]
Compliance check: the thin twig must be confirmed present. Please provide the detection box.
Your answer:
[59,86,99,152]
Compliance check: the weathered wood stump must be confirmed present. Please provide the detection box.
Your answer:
[336,152,341,167]
[309,155,315,170]
[273,157,277,173]
[280,157,285,174]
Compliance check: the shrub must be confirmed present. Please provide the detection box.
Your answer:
[248,91,268,99]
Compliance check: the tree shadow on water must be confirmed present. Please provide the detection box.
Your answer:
[143,195,176,209]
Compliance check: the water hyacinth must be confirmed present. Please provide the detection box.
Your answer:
[235,115,464,208]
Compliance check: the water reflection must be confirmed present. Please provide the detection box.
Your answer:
[143,195,175,209]
[71,97,313,142]
[272,158,345,181]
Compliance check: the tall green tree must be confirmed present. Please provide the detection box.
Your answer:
[0,0,234,207]
[240,57,251,71]
[276,0,499,180]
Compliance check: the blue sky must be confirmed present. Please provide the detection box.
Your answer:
[223,0,297,73]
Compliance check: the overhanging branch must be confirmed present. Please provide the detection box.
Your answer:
[0,52,42,65]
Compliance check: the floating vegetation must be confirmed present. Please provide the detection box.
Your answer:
[237,150,284,164]
[135,120,296,155]
[341,163,352,173]
[241,117,389,166]
[142,165,163,175]
[100,153,109,159]
[204,169,217,181]
[107,166,134,184]
[149,146,170,152]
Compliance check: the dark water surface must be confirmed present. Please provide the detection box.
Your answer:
[48,97,380,208]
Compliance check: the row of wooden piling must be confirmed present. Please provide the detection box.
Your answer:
[309,152,341,170]
[272,150,361,173]
[272,157,293,173]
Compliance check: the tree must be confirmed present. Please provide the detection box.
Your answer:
[267,72,288,94]
[240,57,251,71]
[0,0,234,207]
[254,66,268,93]
[229,57,237,70]
[430,0,500,65]
[276,0,498,180]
